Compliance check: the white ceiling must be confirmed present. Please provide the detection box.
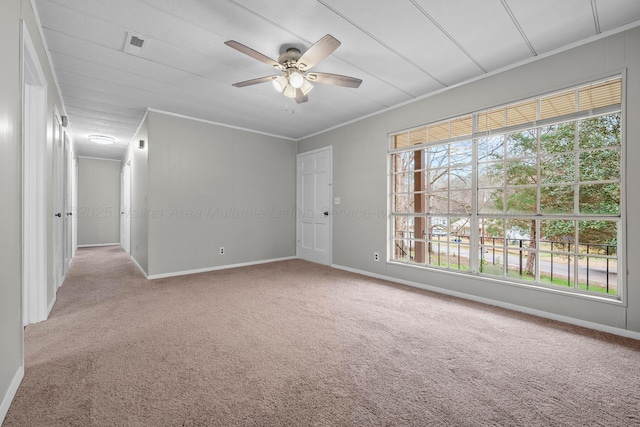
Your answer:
[34,0,640,160]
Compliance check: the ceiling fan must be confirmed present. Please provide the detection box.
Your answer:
[225,34,362,104]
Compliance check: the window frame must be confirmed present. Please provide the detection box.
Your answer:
[388,75,626,303]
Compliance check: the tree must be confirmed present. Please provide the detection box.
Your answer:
[483,114,620,274]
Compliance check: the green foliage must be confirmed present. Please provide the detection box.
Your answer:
[483,114,620,246]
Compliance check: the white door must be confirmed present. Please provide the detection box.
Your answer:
[52,108,65,289]
[297,147,332,265]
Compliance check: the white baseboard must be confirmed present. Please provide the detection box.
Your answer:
[77,243,120,248]
[0,365,24,424]
[46,293,56,318]
[147,256,297,280]
[332,263,640,341]
[130,256,148,279]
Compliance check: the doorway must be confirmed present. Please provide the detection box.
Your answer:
[296,147,332,265]
[21,23,47,325]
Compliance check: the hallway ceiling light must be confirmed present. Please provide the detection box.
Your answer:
[88,135,116,144]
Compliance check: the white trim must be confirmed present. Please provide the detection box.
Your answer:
[146,108,297,141]
[131,256,148,279]
[47,293,56,318]
[77,243,120,248]
[0,366,24,424]
[21,20,48,326]
[147,256,297,280]
[77,155,122,162]
[331,263,640,341]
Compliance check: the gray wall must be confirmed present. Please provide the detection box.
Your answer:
[77,157,121,246]
[298,27,640,334]
[0,0,23,418]
[143,111,296,277]
[1,0,70,420]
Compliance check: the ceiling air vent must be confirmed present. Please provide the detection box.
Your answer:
[123,31,148,56]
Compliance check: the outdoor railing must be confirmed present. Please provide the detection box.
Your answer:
[394,232,617,293]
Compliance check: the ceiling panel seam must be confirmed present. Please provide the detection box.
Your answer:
[500,0,537,57]
[409,0,488,74]
[591,0,602,34]
[227,0,416,99]
[317,0,447,89]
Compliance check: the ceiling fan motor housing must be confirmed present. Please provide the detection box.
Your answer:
[278,47,303,69]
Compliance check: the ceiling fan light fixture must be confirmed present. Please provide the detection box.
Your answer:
[88,134,115,145]
[288,70,304,88]
[271,75,287,93]
[283,84,297,99]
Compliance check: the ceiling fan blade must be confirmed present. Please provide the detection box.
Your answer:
[295,88,308,104]
[225,40,284,71]
[297,34,341,71]
[232,76,279,88]
[306,72,362,88]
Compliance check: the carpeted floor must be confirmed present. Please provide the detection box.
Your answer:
[4,246,640,426]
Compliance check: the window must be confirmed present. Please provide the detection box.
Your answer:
[390,77,622,298]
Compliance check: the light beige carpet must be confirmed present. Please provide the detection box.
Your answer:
[4,246,640,426]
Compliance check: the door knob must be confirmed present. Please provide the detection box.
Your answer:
[55,213,62,217]
[324,211,329,216]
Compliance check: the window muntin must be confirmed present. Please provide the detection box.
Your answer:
[389,77,622,298]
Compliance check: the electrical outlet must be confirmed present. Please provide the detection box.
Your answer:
[219,247,225,255]
[374,252,380,262]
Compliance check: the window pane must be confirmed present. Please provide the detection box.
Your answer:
[478,135,504,162]
[540,185,574,214]
[477,108,505,132]
[393,172,412,194]
[449,190,472,214]
[427,169,448,190]
[448,243,470,271]
[409,128,427,147]
[540,220,575,287]
[577,257,617,295]
[393,193,414,213]
[427,232,448,268]
[507,99,537,127]
[540,90,576,119]
[540,122,575,154]
[480,247,505,277]
[427,145,448,168]
[392,152,415,173]
[478,189,503,213]
[478,162,503,188]
[578,220,617,251]
[450,140,472,165]
[579,148,620,182]
[506,187,537,214]
[541,219,575,245]
[450,116,473,138]
[506,158,537,185]
[450,165,472,189]
[579,114,620,149]
[578,79,622,112]
[506,130,536,158]
[579,183,620,215]
[506,250,536,281]
[426,192,449,213]
[540,154,574,184]
[428,122,449,143]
